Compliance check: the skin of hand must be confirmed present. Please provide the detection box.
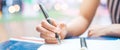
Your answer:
[88,24,120,37]
[36,0,100,44]
[36,18,67,44]
[88,25,108,37]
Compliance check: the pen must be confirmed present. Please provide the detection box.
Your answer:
[80,37,88,50]
[39,3,61,44]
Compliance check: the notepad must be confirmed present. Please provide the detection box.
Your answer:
[37,39,120,50]
[87,40,120,50]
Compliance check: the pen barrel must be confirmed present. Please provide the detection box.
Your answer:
[80,38,87,48]
[47,19,52,25]
[47,18,61,44]
[55,33,61,43]
[55,33,59,38]
[39,3,61,44]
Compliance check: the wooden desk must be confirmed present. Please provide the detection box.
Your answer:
[0,24,8,43]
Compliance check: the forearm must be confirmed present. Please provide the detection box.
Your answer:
[105,24,120,37]
[66,0,100,37]
[67,16,90,36]
[79,0,100,21]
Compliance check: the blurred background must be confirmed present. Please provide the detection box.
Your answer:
[0,0,111,42]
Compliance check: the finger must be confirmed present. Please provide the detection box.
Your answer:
[49,18,57,27]
[41,20,57,32]
[88,31,100,37]
[88,30,94,37]
[36,25,55,38]
[41,33,59,44]
[58,23,67,39]
[40,33,54,39]
[45,38,58,44]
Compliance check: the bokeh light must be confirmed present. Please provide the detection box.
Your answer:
[14,4,20,12]
[33,4,40,11]
[8,4,20,13]
[8,6,16,13]
[54,3,61,11]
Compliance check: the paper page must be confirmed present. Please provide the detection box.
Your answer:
[87,40,120,50]
[37,39,81,50]
[37,39,120,50]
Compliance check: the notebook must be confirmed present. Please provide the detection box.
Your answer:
[38,39,120,50]
[0,37,44,50]
[0,37,120,50]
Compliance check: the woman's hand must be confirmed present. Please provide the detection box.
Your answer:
[88,25,108,37]
[36,18,67,44]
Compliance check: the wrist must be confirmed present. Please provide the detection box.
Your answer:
[103,26,114,36]
[65,33,72,39]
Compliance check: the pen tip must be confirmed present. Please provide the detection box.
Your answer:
[81,47,88,50]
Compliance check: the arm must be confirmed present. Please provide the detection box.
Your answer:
[107,24,120,37]
[36,0,100,44]
[67,0,100,36]
[88,24,120,37]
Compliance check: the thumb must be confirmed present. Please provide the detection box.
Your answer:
[49,18,57,27]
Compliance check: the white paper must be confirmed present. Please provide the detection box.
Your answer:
[87,40,120,50]
[38,39,81,50]
[37,39,120,50]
